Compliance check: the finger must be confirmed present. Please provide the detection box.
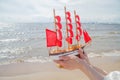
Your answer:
[54,60,66,66]
[59,56,71,61]
[77,49,83,58]
[78,49,84,59]
[68,55,77,59]
[82,50,89,59]
[84,51,88,57]
[54,60,62,64]
[53,60,65,68]
[78,48,83,53]
[56,64,64,68]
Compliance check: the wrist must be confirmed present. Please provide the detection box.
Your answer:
[82,61,92,71]
[81,62,104,80]
[78,60,90,71]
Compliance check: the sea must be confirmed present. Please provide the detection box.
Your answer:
[0,23,120,65]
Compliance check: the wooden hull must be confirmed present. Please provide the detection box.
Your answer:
[49,49,79,60]
[49,44,84,60]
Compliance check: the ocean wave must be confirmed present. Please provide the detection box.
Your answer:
[0,38,20,42]
[88,50,120,57]
[0,49,120,65]
[92,36,110,39]
[0,56,52,65]
[0,54,15,59]
[0,48,16,53]
[108,31,120,34]
[0,48,24,60]
[0,38,29,43]
[24,56,52,63]
[0,54,9,59]
[0,46,33,56]
[0,23,15,30]
[0,37,45,43]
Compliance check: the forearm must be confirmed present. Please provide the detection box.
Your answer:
[92,65,108,76]
[79,62,105,80]
[82,52,107,76]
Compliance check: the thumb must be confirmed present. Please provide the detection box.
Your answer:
[78,48,85,59]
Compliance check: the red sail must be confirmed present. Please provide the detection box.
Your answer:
[55,16,61,22]
[56,23,62,29]
[83,30,92,43]
[75,15,80,21]
[68,29,73,37]
[76,34,80,41]
[66,11,72,23]
[57,29,62,40]
[56,39,62,47]
[67,23,73,30]
[76,21,81,27]
[77,27,82,36]
[67,23,73,37]
[67,17,72,23]
[66,12,71,18]
[46,29,57,47]
[55,15,62,47]
[66,37,72,44]
[65,11,73,44]
[75,14,82,41]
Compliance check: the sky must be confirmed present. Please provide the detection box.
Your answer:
[0,0,120,23]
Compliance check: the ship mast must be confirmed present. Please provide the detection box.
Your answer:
[64,7,69,48]
[74,10,79,45]
[53,9,59,51]
[53,9,57,32]
[64,6,70,49]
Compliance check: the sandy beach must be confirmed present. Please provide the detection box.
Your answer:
[0,0,120,79]
[0,56,120,80]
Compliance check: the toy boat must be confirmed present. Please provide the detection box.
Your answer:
[45,7,92,59]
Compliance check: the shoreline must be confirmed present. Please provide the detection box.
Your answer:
[0,56,120,80]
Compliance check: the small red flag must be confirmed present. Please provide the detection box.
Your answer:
[46,29,57,47]
[83,30,92,43]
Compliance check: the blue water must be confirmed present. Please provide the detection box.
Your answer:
[0,23,120,65]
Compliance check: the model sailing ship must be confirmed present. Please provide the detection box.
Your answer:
[46,7,92,59]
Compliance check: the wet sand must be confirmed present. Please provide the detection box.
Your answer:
[0,56,120,80]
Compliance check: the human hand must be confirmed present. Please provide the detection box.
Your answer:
[54,49,107,80]
[54,55,86,70]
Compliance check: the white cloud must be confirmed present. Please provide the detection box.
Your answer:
[0,0,120,23]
